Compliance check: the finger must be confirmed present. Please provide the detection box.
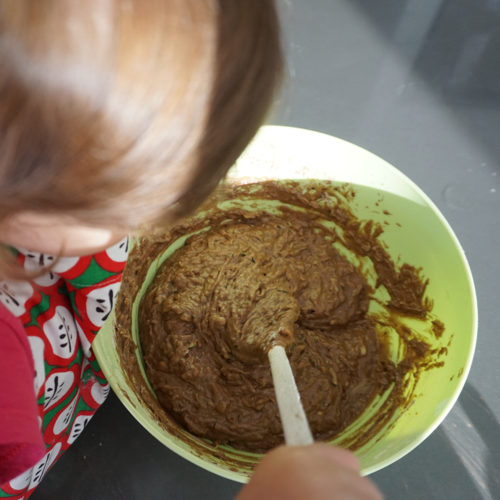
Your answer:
[306,443,360,472]
[284,443,359,472]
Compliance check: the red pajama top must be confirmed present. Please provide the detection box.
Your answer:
[0,238,129,499]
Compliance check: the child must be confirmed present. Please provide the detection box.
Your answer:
[0,1,381,498]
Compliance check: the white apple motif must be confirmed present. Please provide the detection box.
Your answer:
[0,279,34,316]
[105,236,129,262]
[8,466,33,492]
[67,414,92,444]
[51,255,80,274]
[52,393,79,435]
[43,370,75,411]
[28,336,46,396]
[43,306,78,359]
[86,282,121,327]
[91,381,110,406]
[28,442,62,489]
[75,320,91,358]
[23,252,58,287]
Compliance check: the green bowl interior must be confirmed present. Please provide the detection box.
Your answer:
[93,125,477,481]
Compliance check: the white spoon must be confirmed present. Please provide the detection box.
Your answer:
[268,344,314,446]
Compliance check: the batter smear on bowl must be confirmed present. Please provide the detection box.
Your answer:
[133,181,439,453]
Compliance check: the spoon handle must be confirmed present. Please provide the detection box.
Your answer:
[268,345,314,446]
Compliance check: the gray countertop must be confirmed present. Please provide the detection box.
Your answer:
[33,1,500,498]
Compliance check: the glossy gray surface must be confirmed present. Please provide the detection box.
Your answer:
[33,1,500,498]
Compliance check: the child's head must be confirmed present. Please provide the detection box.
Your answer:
[0,0,282,254]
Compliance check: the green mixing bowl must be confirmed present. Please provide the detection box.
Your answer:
[93,125,477,481]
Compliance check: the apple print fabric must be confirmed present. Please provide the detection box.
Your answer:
[0,237,129,499]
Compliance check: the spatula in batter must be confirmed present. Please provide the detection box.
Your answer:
[241,289,313,445]
[268,344,313,445]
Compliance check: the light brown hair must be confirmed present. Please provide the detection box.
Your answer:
[0,0,282,231]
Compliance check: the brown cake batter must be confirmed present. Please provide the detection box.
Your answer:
[141,213,397,451]
[116,180,445,457]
